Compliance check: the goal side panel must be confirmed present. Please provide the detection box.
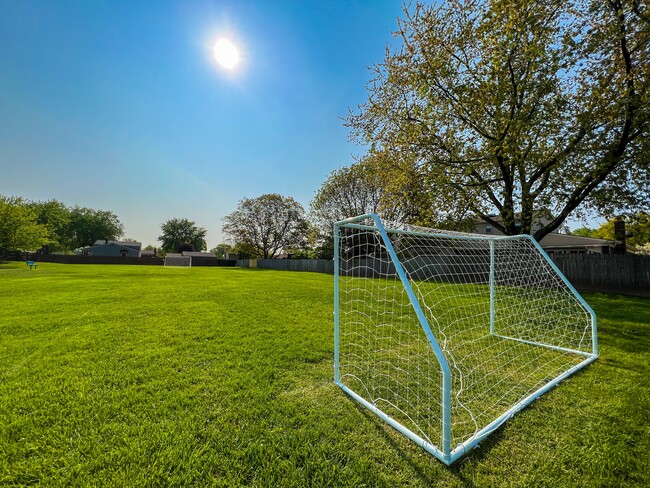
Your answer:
[334,216,451,460]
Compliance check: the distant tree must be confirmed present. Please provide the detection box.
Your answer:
[571,227,596,238]
[310,155,473,258]
[177,242,196,253]
[347,0,650,241]
[574,212,650,247]
[28,199,70,253]
[158,218,207,253]
[223,194,308,259]
[592,220,617,241]
[627,212,650,247]
[63,206,124,249]
[210,243,234,258]
[310,161,388,231]
[0,196,49,257]
[143,244,158,257]
[233,241,257,259]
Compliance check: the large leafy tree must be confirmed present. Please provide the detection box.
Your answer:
[0,196,49,256]
[311,154,474,232]
[223,194,308,259]
[28,199,70,253]
[310,157,409,258]
[64,206,124,249]
[310,161,388,234]
[347,0,649,241]
[310,155,474,258]
[158,218,207,253]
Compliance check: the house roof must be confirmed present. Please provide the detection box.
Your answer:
[539,233,616,248]
[93,240,142,250]
[82,242,140,254]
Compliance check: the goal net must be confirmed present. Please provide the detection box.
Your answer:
[164,255,192,267]
[334,214,597,464]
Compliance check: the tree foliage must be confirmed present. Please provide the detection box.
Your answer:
[65,206,124,249]
[28,199,70,253]
[0,196,49,256]
[310,155,475,258]
[1,196,125,254]
[310,158,405,230]
[158,218,207,253]
[572,211,650,248]
[311,154,476,230]
[347,0,649,240]
[223,194,308,259]
[210,243,234,259]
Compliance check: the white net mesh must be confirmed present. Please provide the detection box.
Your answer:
[164,256,192,267]
[336,217,595,454]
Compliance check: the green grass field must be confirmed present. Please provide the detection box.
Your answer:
[1,263,648,487]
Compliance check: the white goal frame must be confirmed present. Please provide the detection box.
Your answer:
[333,214,598,465]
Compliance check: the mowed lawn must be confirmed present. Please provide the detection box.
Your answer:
[0,263,648,487]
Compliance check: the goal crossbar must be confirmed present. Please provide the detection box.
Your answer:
[333,214,598,465]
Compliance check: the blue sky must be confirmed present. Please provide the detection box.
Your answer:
[0,0,405,248]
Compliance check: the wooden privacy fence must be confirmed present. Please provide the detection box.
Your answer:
[25,254,237,267]
[237,255,649,298]
[22,253,649,297]
[237,259,334,274]
[550,254,650,298]
[26,254,164,266]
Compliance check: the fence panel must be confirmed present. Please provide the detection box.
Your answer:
[550,254,650,298]
[24,254,237,267]
[26,254,164,266]
[234,255,649,297]
[255,259,334,274]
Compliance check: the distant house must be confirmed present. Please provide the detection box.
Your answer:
[473,214,619,254]
[474,212,552,236]
[536,233,618,255]
[82,240,142,257]
[140,248,157,258]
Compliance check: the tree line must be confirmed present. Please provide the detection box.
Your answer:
[0,196,123,258]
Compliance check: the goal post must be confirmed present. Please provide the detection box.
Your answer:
[333,214,597,465]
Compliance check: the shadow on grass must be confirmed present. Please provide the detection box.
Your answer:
[585,293,650,356]
[352,401,507,486]
[600,325,650,355]
[585,293,650,322]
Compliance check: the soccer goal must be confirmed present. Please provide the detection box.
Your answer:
[333,214,597,465]
[164,255,192,267]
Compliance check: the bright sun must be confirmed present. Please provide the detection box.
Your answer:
[213,38,240,70]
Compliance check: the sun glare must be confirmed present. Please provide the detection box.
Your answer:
[213,38,240,70]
